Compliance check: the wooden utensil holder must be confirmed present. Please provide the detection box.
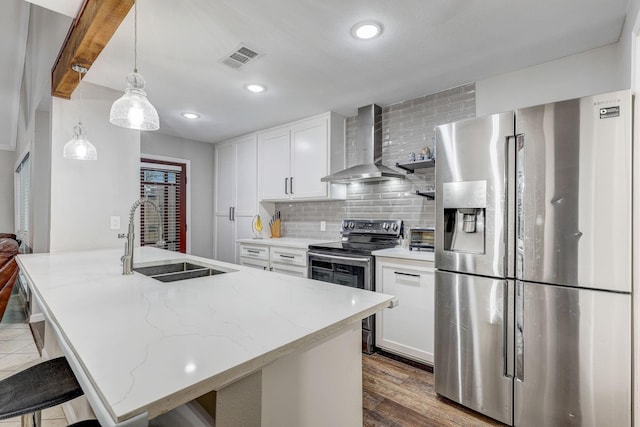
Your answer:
[271,219,281,238]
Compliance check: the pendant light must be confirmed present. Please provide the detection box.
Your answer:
[109,0,159,131]
[63,64,98,160]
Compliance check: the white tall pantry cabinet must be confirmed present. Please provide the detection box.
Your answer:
[214,134,258,263]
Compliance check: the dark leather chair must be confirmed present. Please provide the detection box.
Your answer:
[0,235,19,321]
[0,357,101,426]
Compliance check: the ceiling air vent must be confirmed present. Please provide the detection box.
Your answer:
[220,44,263,70]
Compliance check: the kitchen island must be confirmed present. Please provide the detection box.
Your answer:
[16,247,395,427]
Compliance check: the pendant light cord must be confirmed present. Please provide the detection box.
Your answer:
[77,69,83,125]
[133,0,138,73]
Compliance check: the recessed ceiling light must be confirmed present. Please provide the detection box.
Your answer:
[245,84,266,93]
[351,21,383,40]
[181,112,200,119]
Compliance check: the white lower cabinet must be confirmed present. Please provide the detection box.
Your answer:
[239,244,270,270]
[375,256,434,365]
[270,247,307,277]
[239,244,308,278]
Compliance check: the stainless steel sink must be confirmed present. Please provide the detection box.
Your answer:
[134,261,230,283]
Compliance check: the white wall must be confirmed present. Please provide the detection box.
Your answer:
[31,110,50,253]
[0,151,14,232]
[15,6,71,158]
[476,42,627,115]
[6,4,71,247]
[49,82,139,252]
[140,132,214,258]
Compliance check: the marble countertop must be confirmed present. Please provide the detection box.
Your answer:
[372,247,435,262]
[17,247,393,424]
[236,237,338,249]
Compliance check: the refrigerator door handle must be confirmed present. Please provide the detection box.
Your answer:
[505,280,514,378]
[515,280,524,382]
[515,134,525,280]
[506,136,516,278]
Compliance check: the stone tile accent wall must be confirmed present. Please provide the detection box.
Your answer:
[275,83,476,239]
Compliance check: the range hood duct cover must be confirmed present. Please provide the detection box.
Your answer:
[321,104,405,183]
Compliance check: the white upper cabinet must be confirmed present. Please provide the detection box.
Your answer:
[257,126,291,200]
[258,112,346,201]
[235,136,258,215]
[214,142,237,216]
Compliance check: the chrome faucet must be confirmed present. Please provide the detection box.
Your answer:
[122,198,166,275]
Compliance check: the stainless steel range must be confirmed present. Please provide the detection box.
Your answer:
[308,219,403,354]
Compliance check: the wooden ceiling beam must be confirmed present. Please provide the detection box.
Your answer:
[51,0,133,99]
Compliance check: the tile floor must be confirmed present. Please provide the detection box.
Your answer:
[0,287,70,427]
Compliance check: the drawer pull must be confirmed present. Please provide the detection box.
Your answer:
[279,254,295,259]
[247,249,260,254]
[394,271,420,278]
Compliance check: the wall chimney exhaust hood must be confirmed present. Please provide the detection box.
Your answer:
[321,104,405,183]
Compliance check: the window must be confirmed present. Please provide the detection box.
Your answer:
[14,153,30,245]
[140,159,187,253]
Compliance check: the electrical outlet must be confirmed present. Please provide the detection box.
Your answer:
[110,216,121,230]
[320,221,326,231]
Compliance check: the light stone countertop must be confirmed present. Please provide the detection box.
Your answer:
[236,237,339,249]
[372,247,435,262]
[16,247,393,425]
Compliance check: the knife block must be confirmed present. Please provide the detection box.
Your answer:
[270,220,281,238]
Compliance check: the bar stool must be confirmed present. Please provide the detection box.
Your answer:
[0,356,101,427]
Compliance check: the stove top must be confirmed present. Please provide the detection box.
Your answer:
[308,219,403,255]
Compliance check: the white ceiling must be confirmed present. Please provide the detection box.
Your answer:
[4,0,633,147]
[23,0,82,18]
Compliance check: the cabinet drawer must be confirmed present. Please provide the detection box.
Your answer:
[270,247,307,267]
[240,257,270,270]
[271,264,307,278]
[240,245,269,260]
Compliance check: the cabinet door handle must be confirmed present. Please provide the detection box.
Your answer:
[229,207,232,221]
[285,177,289,195]
[394,271,420,278]
[231,207,235,221]
[290,176,294,194]
[279,254,295,259]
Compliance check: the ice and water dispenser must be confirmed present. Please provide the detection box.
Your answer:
[442,180,487,254]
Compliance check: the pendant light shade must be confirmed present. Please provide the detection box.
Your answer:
[109,71,159,130]
[63,123,98,160]
[109,0,159,131]
[64,64,98,161]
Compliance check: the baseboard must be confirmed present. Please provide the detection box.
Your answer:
[374,349,434,372]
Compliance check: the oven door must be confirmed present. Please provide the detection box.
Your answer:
[307,251,373,291]
[308,250,376,353]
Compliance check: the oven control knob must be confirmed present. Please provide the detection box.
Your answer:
[349,222,355,229]
[382,222,390,230]
[391,223,399,231]
[343,222,348,230]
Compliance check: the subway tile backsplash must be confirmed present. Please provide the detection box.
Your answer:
[275,83,476,239]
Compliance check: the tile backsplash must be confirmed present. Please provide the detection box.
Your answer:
[275,83,476,239]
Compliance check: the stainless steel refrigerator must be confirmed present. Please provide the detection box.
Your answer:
[434,90,632,426]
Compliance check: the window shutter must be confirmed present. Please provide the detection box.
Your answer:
[140,164,184,252]
[15,153,30,242]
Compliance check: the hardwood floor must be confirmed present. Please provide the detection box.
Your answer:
[363,352,504,427]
